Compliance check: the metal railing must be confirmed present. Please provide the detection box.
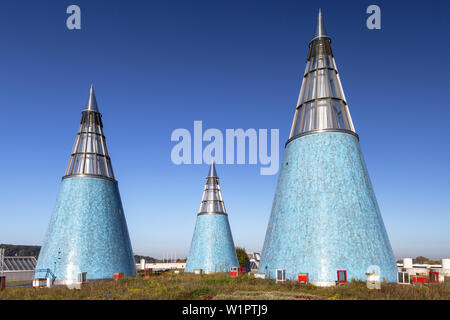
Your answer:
[34,268,56,281]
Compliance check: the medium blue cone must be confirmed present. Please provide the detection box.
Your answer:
[185,162,239,273]
[35,86,136,283]
[259,133,397,284]
[258,10,397,285]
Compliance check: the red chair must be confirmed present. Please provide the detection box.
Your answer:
[238,267,247,275]
[298,273,308,284]
[144,268,153,278]
[114,272,124,280]
[412,275,427,284]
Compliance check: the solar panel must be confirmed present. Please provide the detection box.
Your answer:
[2,257,37,271]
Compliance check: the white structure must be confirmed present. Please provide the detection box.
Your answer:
[245,252,261,273]
[1,256,37,283]
[403,258,413,269]
[136,262,186,271]
[397,258,450,283]
[275,269,286,282]
[442,259,450,270]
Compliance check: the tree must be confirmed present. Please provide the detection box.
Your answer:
[414,256,440,265]
[235,247,249,267]
[414,256,428,264]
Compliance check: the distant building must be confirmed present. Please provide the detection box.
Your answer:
[1,256,37,282]
[136,262,187,271]
[397,258,450,283]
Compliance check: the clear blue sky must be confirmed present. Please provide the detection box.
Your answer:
[0,0,448,259]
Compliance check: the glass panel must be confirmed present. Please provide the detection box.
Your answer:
[71,134,80,155]
[66,156,75,175]
[331,100,343,128]
[73,154,85,174]
[297,77,307,105]
[96,155,106,176]
[317,54,326,69]
[316,69,331,99]
[305,73,315,101]
[308,57,316,72]
[103,141,110,157]
[329,70,340,99]
[84,154,94,174]
[339,102,354,131]
[80,122,89,133]
[325,55,332,68]
[96,137,103,155]
[107,159,113,178]
[214,191,221,200]
[77,134,87,153]
[85,134,92,153]
[304,60,311,74]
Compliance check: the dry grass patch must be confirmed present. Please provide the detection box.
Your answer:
[214,290,320,300]
[0,272,449,300]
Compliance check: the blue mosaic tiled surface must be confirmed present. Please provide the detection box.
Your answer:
[34,177,136,281]
[185,214,239,273]
[258,132,397,283]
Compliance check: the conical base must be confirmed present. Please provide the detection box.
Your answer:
[258,132,397,284]
[185,214,239,273]
[35,177,136,283]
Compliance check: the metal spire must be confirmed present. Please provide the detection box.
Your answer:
[288,10,356,143]
[85,84,99,112]
[311,8,330,43]
[208,160,218,178]
[199,162,226,215]
[64,86,115,180]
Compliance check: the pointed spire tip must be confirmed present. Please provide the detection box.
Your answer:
[312,8,330,42]
[85,84,99,112]
[208,160,218,178]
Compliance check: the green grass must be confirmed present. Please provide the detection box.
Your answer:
[0,271,449,300]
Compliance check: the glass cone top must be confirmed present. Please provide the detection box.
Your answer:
[289,9,356,144]
[64,85,115,180]
[198,161,227,215]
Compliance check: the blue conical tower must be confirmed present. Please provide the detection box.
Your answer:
[258,10,397,286]
[34,85,136,284]
[185,162,239,273]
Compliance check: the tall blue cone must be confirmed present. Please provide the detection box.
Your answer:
[258,10,397,286]
[185,162,239,273]
[34,85,136,284]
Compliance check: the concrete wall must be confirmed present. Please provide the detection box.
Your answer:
[3,271,34,283]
